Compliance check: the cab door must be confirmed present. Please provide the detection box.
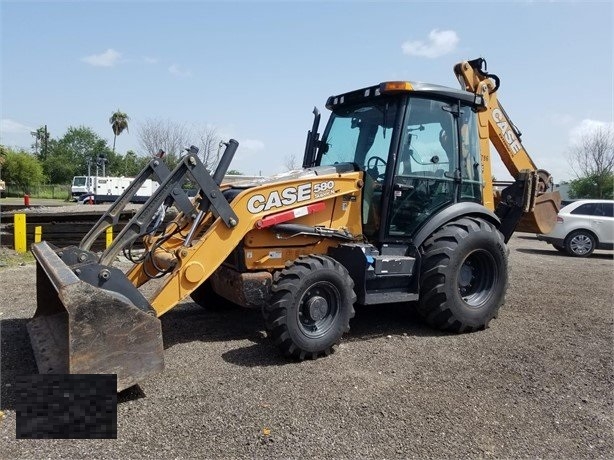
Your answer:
[386,98,458,238]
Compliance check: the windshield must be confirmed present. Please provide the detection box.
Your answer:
[319,99,398,172]
[73,176,87,186]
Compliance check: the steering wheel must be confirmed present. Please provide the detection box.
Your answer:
[366,156,387,180]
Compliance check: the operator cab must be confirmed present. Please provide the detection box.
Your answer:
[310,81,483,244]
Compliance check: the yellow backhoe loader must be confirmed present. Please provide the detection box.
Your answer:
[28,58,560,391]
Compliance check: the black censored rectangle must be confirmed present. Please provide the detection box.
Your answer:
[15,374,117,439]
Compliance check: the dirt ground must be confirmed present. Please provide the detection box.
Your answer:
[0,234,612,459]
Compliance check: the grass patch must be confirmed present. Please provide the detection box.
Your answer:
[0,247,35,269]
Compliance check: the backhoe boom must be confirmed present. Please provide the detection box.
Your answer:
[454,58,561,235]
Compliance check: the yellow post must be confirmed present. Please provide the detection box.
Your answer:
[106,227,113,248]
[14,213,26,253]
[34,226,42,243]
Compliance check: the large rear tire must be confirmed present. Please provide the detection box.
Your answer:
[418,217,508,332]
[263,255,356,359]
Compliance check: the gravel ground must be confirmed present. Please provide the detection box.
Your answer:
[0,234,612,459]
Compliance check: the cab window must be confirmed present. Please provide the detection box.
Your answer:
[319,99,398,175]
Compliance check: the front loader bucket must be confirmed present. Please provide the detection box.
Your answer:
[28,242,164,392]
[515,190,562,234]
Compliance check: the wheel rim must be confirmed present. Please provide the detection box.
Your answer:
[570,234,593,255]
[458,249,497,308]
[297,281,340,338]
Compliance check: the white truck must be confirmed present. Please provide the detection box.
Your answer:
[71,175,159,204]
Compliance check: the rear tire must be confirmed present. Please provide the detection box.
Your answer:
[263,255,356,359]
[564,230,595,257]
[418,217,508,332]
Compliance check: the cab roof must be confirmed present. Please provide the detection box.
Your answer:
[326,81,483,110]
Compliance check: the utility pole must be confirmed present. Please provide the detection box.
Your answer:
[30,125,48,159]
[87,159,92,193]
[43,125,48,159]
[30,131,39,156]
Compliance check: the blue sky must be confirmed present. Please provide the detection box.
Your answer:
[1,0,612,182]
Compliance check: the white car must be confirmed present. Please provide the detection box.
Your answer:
[537,199,614,257]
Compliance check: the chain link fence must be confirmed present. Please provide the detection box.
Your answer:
[2,184,71,200]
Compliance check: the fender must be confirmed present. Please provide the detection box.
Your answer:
[412,202,501,249]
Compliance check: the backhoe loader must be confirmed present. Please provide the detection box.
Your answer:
[28,58,560,391]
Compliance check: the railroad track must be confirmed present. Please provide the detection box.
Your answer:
[0,209,139,251]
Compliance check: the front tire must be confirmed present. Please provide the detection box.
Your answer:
[564,230,595,257]
[418,217,508,332]
[263,255,356,359]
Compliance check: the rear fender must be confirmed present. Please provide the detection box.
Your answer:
[412,202,501,249]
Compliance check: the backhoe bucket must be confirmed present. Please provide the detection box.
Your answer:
[28,242,164,392]
[515,190,562,234]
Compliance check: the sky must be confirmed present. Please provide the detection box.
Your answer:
[1,0,612,183]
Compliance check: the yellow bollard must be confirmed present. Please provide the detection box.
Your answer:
[106,227,113,248]
[14,213,26,253]
[34,226,42,243]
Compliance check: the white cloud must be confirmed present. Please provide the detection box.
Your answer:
[0,118,34,134]
[569,119,614,144]
[401,29,459,58]
[240,139,265,152]
[168,64,192,78]
[143,56,158,64]
[82,49,122,67]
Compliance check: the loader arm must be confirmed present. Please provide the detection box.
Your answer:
[127,171,363,316]
[454,58,561,237]
[27,141,240,391]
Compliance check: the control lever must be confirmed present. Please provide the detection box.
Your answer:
[394,182,414,191]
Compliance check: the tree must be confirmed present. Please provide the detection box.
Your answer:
[568,174,614,200]
[122,150,150,176]
[197,126,222,171]
[44,126,114,183]
[109,110,130,153]
[0,145,7,186]
[31,126,50,160]
[568,125,614,199]
[137,118,190,170]
[1,147,45,193]
[283,153,299,171]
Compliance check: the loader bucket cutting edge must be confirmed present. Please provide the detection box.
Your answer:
[515,190,562,234]
[28,241,164,392]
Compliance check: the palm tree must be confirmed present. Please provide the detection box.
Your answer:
[109,110,130,153]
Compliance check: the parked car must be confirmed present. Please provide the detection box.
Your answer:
[537,199,614,257]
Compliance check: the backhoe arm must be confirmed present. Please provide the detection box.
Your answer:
[454,58,561,238]
[455,58,541,179]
